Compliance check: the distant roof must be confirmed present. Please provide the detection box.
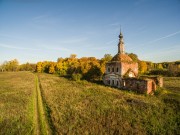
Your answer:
[111,53,133,62]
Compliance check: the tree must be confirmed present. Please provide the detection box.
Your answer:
[1,59,19,71]
[36,62,43,73]
[56,60,68,76]
[139,61,147,74]
[57,57,63,63]
[49,62,56,74]
[9,59,19,71]
[128,53,139,62]
[19,62,36,71]
[157,63,163,69]
[70,54,77,59]
[102,54,112,62]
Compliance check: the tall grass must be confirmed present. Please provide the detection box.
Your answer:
[0,72,35,135]
[39,74,180,134]
[164,77,180,94]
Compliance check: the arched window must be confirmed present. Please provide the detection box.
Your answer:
[112,80,114,85]
[123,81,126,86]
[108,67,110,72]
[107,80,110,85]
[116,67,118,72]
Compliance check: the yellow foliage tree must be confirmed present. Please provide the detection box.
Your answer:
[36,62,42,73]
[139,61,147,74]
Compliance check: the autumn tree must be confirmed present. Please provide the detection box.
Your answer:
[19,62,36,71]
[70,54,77,59]
[1,59,19,71]
[36,62,43,73]
[56,59,68,76]
[138,61,147,74]
[49,62,56,74]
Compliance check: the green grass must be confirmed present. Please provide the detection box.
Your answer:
[35,75,52,135]
[38,74,180,135]
[164,77,180,94]
[0,72,35,135]
[0,72,179,134]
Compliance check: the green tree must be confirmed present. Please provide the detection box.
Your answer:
[128,53,139,62]
[102,54,112,62]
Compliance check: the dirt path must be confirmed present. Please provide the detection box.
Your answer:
[33,75,52,135]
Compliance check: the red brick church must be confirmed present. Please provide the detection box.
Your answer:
[103,31,163,94]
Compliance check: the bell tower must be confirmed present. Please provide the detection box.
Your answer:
[118,31,125,54]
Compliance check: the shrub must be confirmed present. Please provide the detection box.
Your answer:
[148,69,172,76]
[71,73,82,81]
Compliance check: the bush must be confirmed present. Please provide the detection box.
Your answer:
[71,73,82,81]
[148,69,172,76]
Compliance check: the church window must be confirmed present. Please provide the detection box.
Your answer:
[108,67,110,72]
[112,80,114,85]
[123,81,126,86]
[116,67,118,72]
[107,80,110,85]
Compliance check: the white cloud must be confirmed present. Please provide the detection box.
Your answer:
[41,45,72,53]
[148,30,180,44]
[57,37,88,44]
[130,30,180,49]
[0,43,39,51]
[32,14,49,21]
[105,39,116,45]
[109,22,120,27]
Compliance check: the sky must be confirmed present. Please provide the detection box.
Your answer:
[0,0,180,64]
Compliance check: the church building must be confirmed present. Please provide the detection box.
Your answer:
[103,31,163,94]
[103,31,138,88]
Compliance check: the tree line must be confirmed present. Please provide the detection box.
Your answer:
[127,53,180,77]
[1,54,179,81]
[36,54,111,81]
[0,59,36,72]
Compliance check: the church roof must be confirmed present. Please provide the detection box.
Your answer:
[111,53,133,62]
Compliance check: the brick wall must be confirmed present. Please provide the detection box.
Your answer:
[121,62,138,77]
[105,61,138,77]
[140,76,163,87]
[122,78,156,94]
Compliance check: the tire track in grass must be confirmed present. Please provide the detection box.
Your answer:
[33,76,40,135]
[33,74,52,135]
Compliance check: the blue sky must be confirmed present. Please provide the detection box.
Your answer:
[0,0,180,64]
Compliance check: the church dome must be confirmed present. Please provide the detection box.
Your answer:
[111,53,133,62]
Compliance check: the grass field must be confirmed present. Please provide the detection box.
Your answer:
[164,77,180,94]
[38,74,180,135]
[0,72,35,135]
[0,72,179,134]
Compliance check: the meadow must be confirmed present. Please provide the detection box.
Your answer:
[0,72,179,135]
[0,72,35,135]
[39,74,180,135]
